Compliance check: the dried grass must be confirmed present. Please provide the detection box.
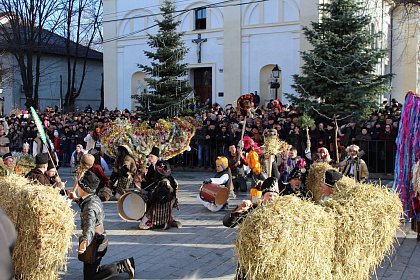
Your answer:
[0,174,75,280]
[324,180,402,280]
[236,196,335,280]
[306,162,336,202]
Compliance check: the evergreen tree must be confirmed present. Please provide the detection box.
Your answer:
[134,0,193,119]
[287,0,390,121]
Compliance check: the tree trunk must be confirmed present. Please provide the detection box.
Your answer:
[99,73,104,110]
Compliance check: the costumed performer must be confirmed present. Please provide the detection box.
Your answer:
[411,152,420,241]
[73,170,136,280]
[222,177,280,280]
[88,149,112,202]
[138,161,181,230]
[198,156,231,212]
[110,145,137,199]
[25,153,50,185]
[0,153,15,177]
[339,144,369,183]
[278,166,307,197]
[319,169,343,202]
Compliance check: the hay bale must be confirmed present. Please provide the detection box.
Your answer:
[324,181,402,280]
[236,196,335,280]
[0,174,75,280]
[306,162,336,201]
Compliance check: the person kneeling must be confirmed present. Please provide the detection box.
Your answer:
[75,170,136,279]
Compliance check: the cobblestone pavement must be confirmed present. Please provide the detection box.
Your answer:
[58,169,420,280]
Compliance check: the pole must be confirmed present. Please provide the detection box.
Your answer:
[60,75,63,110]
[275,79,278,100]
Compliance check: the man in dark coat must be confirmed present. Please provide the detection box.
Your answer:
[279,166,307,197]
[26,153,50,185]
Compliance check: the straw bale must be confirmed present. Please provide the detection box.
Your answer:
[306,162,336,201]
[0,174,75,280]
[324,181,402,280]
[236,196,335,280]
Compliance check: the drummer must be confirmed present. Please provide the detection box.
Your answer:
[198,156,230,212]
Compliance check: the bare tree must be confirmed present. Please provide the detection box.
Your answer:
[0,0,64,109]
[61,0,102,112]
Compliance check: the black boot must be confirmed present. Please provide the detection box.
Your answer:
[118,257,135,278]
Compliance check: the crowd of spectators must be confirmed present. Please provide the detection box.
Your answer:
[0,97,402,174]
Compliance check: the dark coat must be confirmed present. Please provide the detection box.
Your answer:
[26,168,50,185]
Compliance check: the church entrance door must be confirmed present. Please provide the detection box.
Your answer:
[193,67,212,105]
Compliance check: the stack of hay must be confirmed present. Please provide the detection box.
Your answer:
[236,196,335,280]
[324,180,402,280]
[236,163,402,280]
[0,174,75,280]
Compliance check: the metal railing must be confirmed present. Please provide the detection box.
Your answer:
[169,139,397,176]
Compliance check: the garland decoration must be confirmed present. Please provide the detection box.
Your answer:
[100,117,196,168]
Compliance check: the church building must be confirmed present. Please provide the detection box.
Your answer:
[103,0,419,110]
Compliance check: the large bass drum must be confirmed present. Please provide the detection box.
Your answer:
[199,183,229,206]
[117,191,148,221]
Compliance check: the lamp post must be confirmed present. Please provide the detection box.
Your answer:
[271,64,280,100]
[0,89,4,116]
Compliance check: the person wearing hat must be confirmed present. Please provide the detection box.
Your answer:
[140,147,160,188]
[198,156,231,212]
[339,144,368,183]
[88,149,112,202]
[45,161,65,191]
[110,145,137,198]
[279,166,307,196]
[74,170,136,279]
[319,169,343,201]
[0,153,14,177]
[138,160,182,230]
[25,153,50,185]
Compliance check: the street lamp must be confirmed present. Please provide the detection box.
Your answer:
[271,64,280,100]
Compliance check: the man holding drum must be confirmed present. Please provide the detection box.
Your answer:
[198,156,231,212]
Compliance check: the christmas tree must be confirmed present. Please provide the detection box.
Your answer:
[135,0,193,119]
[287,0,390,121]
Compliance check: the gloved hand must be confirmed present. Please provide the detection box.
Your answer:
[203,179,212,184]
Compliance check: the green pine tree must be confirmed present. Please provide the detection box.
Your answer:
[134,0,193,119]
[287,0,391,121]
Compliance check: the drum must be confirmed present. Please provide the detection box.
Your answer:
[117,191,147,221]
[199,183,229,206]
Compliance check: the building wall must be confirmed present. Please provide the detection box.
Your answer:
[0,53,102,114]
[104,0,305,109]
[103,0,417,110]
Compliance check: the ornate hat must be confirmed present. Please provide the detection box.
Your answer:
[156,160,172,178]
[288,166,305,181]
[261,177,279,195]
[149,146,160,158]
[321,169,343,188]
[35,153,49,165]
[79,170,100,194]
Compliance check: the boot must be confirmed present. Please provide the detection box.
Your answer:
[170,220,182,228]
[118,257,135,278]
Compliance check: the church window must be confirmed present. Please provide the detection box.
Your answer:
[195,8,206,30]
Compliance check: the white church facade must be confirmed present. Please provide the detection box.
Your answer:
[103,0,419,110]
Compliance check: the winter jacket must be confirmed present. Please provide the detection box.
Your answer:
[77,194,104,246]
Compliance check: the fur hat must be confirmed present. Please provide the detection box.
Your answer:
[346,144,360,153]
[261,177,279,195]
[321,169,343,188]
[79,170,100,194]
[2,153,13,162]
[35,153,49,165]
[215,156,228,170]
[80,154,95,169]
[149,146,160,157]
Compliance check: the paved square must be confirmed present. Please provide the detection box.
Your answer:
[59,169,420,280]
